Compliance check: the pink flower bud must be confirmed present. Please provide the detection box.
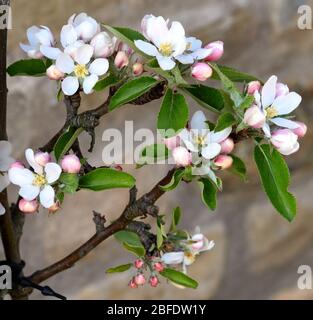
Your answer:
[114,51,129,69]
[163,135,181,150]
[61,154,81,173]
[117,42,133,56]
[134,273,146,286]
[220,138,234,154]
[153,262,164,272]
[149,276,159,287]
[213,155,233,170]
[292,121,307,138]
[191,62,213,81]
[132,62,144,76]
[271,129,299,156]
[48,202,60,214]
[34,151,51,167]
[247,81,261,95]
[10,161,25,169]
[134,259,144,269]
[275,83,289,97]
[204,41,224,62]
[243,105,266,128]
[19,199,39,214]
[172,147,192,167]
[129,279,138,289]
[46,65,64,81]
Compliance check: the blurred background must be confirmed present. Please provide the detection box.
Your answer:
[2,0,313,299]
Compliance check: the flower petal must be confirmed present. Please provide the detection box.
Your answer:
[191,111,207,130]
[25,148,43,174]
[61,76,79,96]
[8,168,34,186]
[147,16,169,47]
[19,43,34,53]
[210,127,232,143]
[270,117,300,129]
[156,55,175,70]
[56,53,75,74]
[134,40,158,56]
[273,92,302,115]
[161,252,184,265]
[89,58,109,76]
[262,123,271,138]
[192,48,212,60]
[83,74,99,94]
[39,185,55,208]
[186,37,202,51]
[0,203,5,215]
[201,143,221,159]
[40,45,61,60]
[19,184,40,201]
[175,54,194,64]
[60,24,78,48]
[45,163,62,184]
[36,27,54,46]
[75,44,94,65]
[26,26,41,46]
[261,75,277,108]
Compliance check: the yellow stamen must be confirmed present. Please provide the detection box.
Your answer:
[159,42,173,57]
[184,251,196,264]
[194,135,206,146]
[33,174,47,187]
[266,106,278,119]
[74,64,89,79]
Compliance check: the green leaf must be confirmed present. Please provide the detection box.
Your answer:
[214,112,236,132]
[156,223,164,249]
[79,168,135,191]
[211,64,261,83]
[198,178,217,211]
[137,144,169,167]
[170,207,182,232]
[53,127,83,162]
[160,268,198,289]
[94,73,119,91]
[106,263,133,274]
[146,58,175,83]
[160,168,185,192]
[114,230,146,257]
[182,85,224,113]
[228,154,247,181]
[103,25,147,55]
[254,144,296,222]
[172,65,187,85]
[7,59,50,77]
[109,76,159,111]
[157,89,189,137]
[210,63,244,108]
[58,173,79,194]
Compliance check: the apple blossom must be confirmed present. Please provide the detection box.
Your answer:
[135,16,187,70]
[129,279,138,289]
[149,276,159,287]
[213,155,233,170]
[220,138,234,154]
[270,129,300,156]
[153,262,165,272]
[46,65,64,80]
[19,199,39,214]
[56,45,109,95]
[276,82,289,97]
[247,81,261,95]
[243,105,266,128]
[292,121,307,138]
[10,161,25,169]
[134,273,146,285]
[140,14,156,40]
[114,51,129,69]
[132,62,144,76]
[172,147,192,167]
[34,151,52,167]
[90,32,114,58]
[134,259,144,269]
[191,62,213,81]
[163,135,181,150]
[9,149,62,209]
[61,154,81,174]
[204,41,224,62]
[252,75,302,137]
[20,26,55,59]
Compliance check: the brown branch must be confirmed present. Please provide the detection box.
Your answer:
[28,169,175,285]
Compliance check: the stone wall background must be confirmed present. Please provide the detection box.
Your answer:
[2,0,313,299]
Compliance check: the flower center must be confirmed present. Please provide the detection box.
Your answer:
[194,135,206,146]
[33,174,47,187]
[159,42,173,57]
[184,251,196,263]
[265,106,278,119]
[74,64,88,79]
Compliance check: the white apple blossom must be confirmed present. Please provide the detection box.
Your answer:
[55,44,109,95]
[8,149,62,209]
[0,141,15,216]
[253,75,302,137]
[20,26,55,59]
[135,16,187,70]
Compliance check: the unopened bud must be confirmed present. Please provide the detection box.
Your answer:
[191,62,213,81]
[46,65,64,80]
[220,138,234,154]
[19,199,39,214]
[134,273,146,286]
[114,51,129,69]
[34,151,51,167]
[10,161,25,169]
[204,41,224,62]
[243,105,266,128]
[164,135,180,150]
[292,121,307,138]
[129,278,138,289]
[247,81,261,95]
[213,155,233,170]
[149,276,159,287]
[153,262,164,272]
[134,259,144,269]
[132,62,144,76]
[61,154,81,174]
[271,129,299,156]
